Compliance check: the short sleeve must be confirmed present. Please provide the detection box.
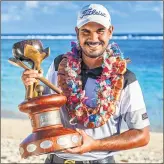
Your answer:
[43,55,63,95]
[43,61,58,94]
[120,81,150,129]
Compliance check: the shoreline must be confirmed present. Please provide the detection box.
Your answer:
[1,118,163,163]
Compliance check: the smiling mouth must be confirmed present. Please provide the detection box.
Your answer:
[86,42,102,48]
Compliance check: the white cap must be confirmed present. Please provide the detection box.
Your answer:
[77,4,111,29]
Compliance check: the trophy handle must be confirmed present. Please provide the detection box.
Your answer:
[38,77,62,94]
[8,58,63,95]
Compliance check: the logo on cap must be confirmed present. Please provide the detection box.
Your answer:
[80,8,107,19]
[77,4,111,29]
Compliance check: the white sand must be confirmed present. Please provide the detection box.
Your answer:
[1,118,163,163]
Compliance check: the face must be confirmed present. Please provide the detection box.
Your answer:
[76,22,114,58]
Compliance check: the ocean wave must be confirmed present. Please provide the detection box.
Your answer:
[1,34,163,40]
[1,35,76,40]
[112,36,163,40]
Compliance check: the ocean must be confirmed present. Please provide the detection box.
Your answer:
[1,33,163,132]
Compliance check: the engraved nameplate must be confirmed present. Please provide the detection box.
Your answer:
[38,110,61,128]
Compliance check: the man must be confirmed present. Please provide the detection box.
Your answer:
[22,4,150,164]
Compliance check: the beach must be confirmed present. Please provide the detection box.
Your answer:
[1,37,163,163]
[1,118,163,163]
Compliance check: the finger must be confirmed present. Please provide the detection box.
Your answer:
[21,74,27,81]
[24,69,38,75]
[21,74,29,83]
[24,78,37,86]
[64,147,81,154]
[25,81,35,86]
[22,70,29,80]
[38,73,43,77]
[22,72,40,79]
[28,73,40,78]
[24,78,37,83]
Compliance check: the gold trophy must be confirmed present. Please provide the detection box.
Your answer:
[8,40,82,159]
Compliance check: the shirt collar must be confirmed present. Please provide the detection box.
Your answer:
[81,60,103,77]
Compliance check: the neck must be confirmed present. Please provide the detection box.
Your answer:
[82,53,103,69]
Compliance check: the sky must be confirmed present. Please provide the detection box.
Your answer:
[1,1,163,34]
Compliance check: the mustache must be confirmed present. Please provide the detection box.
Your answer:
[84,41,104,45]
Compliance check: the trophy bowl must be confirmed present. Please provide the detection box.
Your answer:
[12,39,50,61]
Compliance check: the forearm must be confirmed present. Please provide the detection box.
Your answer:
[95,127,149,151]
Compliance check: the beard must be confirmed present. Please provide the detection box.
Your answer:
[82,49,105,58]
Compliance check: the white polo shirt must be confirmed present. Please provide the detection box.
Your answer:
[44,55,150,161]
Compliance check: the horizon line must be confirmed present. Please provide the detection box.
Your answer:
[1,32,163,35]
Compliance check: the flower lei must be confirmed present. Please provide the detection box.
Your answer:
[58,42,128,128]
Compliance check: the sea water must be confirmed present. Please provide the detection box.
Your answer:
[1,33,163,132]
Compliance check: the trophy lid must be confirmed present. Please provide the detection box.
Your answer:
[12,39,50,61]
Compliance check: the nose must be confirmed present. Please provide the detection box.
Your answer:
[89,32,99,41]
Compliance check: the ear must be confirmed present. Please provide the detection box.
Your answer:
[108,25,114,34]
[108,25,114,39]
[75,27,79,39]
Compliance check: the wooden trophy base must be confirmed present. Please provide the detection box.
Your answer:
[20,126,82,159]
[18,94,82,159]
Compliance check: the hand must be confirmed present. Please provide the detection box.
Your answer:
[21,69,42,86]
[64,128,100,154]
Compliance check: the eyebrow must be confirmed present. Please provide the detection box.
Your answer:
[80,27,106,33]
[80,29,90,32]
[97,28,106,31]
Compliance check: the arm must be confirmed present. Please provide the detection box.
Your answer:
[65,80,150,154]
[95,126,150,151]
[64,126,149,154]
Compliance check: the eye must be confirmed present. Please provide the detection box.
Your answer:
[97,29,105,34]
[80,29,90,35]
[83,31,89,35]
